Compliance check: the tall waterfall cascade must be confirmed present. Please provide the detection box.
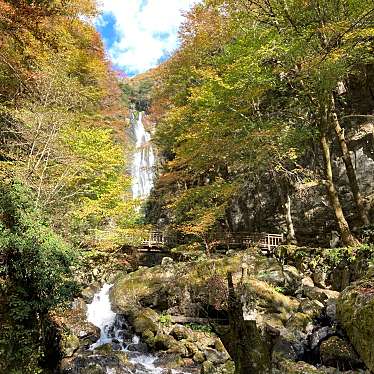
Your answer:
[131,112,155,199]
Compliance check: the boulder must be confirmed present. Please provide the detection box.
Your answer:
[201,360,215,374]
[204,347,230,364]
[302,282,340,304]
[273,358,330,374]
[285,312,312,331]
[52,297,100,358]
[142,329,155,348]
[193,351,206,363]
[272,329,307,361]
[319,336,362,370]
[299,299,324,320]
[258,264,301,293]
[167,341,189,357]
[154,333,179,351]
[81,283,100,303]
[309,326,334,350]
[132,308,159,335]
[184,341,199,357]
[60,351,133,374]
[325,299,337,322]
[312,268,327,288]
[153,352,185,369]
[170,324,190,340]
[161,257,174,267]
[60,334,80,357]
[337,276,374,371]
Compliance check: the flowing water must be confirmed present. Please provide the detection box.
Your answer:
[86,284,191,373]
[131,112,155,199]
[86,283,116,349]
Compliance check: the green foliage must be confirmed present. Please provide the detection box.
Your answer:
[120,76,155,112]
[151,0,374,244]
[0,0,138,250]
[328,245,374,266]
[0,181,77,373]
[159,313,172,326]
[274,286,286,294]
[185,323,212,333]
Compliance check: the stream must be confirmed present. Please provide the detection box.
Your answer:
[86,284,192,374]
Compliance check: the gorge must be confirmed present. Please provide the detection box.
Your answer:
[1,1,374,374]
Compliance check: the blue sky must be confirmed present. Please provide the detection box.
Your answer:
[95,0,197,76]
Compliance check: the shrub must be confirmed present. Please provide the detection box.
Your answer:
[0,181,77,373]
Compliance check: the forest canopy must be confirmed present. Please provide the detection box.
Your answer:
[150,0,374,249]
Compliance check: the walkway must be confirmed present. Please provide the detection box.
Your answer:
[140,231,284,252]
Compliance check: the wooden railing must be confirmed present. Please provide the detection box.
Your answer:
[139,231,284,252]
[141,231,176,248]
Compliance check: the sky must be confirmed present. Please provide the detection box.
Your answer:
[95,0,197,77]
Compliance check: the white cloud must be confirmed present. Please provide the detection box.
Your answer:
[96,0,197,75]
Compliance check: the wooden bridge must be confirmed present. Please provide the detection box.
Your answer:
[139,231,284,252]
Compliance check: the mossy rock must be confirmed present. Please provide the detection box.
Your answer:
[132,308,159,335]
[184,340,199,357]
[142,329,155,348]
[242,277,300,315]
[94,343,113,355]
[114,351,129,366]
[337,276,374,371]
[320,336,361,370]
[193,351,205,363]
[154,333,179,351]
[60,333,80,357]
[273,358,329,374]
[170,324,191,340]
[285,312,312,331]
[111,252,248,315]
[299,299,324,320]
[201,360,215,374]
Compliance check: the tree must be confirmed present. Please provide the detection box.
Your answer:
[0,1,135,245]
[153,0,373,246]
[0,181,77,373]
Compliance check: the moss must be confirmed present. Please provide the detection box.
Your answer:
[111,252,247,314]
[285,312,311,330]
[133,308,159,334]
[154,333,178,350]
[275,358,328,373]
[337,276,374,371]
[242,277,299,314]
[60,333,80,357]
[319,336,360,369]
[142,329,155,347]
[115,351,129,365]
[94,343,113,355]
[79,363,105,374]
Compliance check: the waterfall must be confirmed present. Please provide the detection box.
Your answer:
[86,284,116,349]
[85,284,187,373]
[131,112,155,199]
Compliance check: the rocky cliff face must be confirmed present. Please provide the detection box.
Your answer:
[227,122,374,246]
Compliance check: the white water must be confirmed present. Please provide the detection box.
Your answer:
[86,283,116,349]
[86,284,185,373]
[131,112,155,199]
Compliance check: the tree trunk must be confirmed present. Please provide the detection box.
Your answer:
[320,133,358,247]
[284,193,297,244]
[331,95,369,226]
[272,172,297,244]
[218,273,271,374]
